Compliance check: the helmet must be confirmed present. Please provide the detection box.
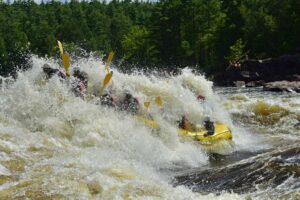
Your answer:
[42,63,52,70]
[197,95,205,100]
[42,64,59,78]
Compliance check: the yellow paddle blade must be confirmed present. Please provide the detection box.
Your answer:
[103,71,113,86]
[57,40,64,55]
[105,52,114,73]
[144,101,150,108]
[99,85,105,95]
[62,53,70,76]
[99,71,113,95]
[155,96,162,106]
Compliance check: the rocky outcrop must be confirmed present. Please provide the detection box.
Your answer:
[214,53,300,90]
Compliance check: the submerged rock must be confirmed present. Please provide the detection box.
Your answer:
[172,145,300,194]
[263,81,300,93]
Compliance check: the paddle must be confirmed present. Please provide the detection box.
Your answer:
[143,96,163,108]
[57,40,64,55]
[61,53,70,77]
[99,71,113,95]
[105,52,114,73]
[99,52,114,95]
[57,40,70,77]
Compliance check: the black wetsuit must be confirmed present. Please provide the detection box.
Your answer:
[204,120,215,135]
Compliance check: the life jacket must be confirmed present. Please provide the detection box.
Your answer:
[58,69,66,80]
[79,80,86,93]
[74,71,88,88]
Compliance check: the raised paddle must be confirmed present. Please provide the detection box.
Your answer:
[99,71,113,95]
[57,40,70,76]
[61,53,70,77]
[105,52,114,73]
[57,40,64,55]
[99,52,114,95]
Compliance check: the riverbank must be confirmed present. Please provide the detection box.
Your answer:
[214,53,300,92]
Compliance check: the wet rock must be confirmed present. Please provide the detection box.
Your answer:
[172,146,300,194]
[214,53,300,86]
[263,81,300,93]
[246,81,264,87]
[233,81,245,87]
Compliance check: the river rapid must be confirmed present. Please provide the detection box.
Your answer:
[0,56,299,199]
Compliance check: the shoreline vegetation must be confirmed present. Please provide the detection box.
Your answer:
[0,0,300,88]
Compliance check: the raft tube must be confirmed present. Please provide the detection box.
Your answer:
[135,116,233,145]
[177,123,232,145]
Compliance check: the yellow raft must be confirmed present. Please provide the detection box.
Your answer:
[135,116,233,146]
[177,123,232,145]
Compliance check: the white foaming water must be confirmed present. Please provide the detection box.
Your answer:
[0,56,245,199]
[217,87,300,151]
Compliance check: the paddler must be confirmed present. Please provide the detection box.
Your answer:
[178,115,197,131]
[203,117,215,136]
[197,95,205,101]
[179,115,215,135]
[98,93,116,107]
[71,67,88,97]
[197,95,215,135]
[42,63,66,80]
[119,92,140,114]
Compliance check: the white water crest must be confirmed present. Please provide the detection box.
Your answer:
[217,87,300,148]
[0,56,246,199]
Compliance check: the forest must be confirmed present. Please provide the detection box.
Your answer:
[0,0,300,76]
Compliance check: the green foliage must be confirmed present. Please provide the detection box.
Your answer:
[225,38,248,65]
[0,0,299,76]
[121,25,158,64]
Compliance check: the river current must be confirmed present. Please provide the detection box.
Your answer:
[0,56,299,199]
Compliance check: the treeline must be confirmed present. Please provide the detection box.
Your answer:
[0,0,300,76]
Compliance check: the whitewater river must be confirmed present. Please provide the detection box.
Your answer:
[0,56,299,199]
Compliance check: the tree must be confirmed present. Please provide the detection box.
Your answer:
[225,38,248,66]
[121,25,158,64]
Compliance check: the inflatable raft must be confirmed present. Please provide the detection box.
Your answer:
[135,116,233,145]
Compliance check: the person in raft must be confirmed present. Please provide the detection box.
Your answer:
[72,67,88,97]
[42,63,66,80]
[98,93,116,107]
[178,95,215,135]
[119,92,140,114]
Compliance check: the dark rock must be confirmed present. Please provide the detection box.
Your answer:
[214,53,300,86]
[173,146,300,194]
[291,74,300,81]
